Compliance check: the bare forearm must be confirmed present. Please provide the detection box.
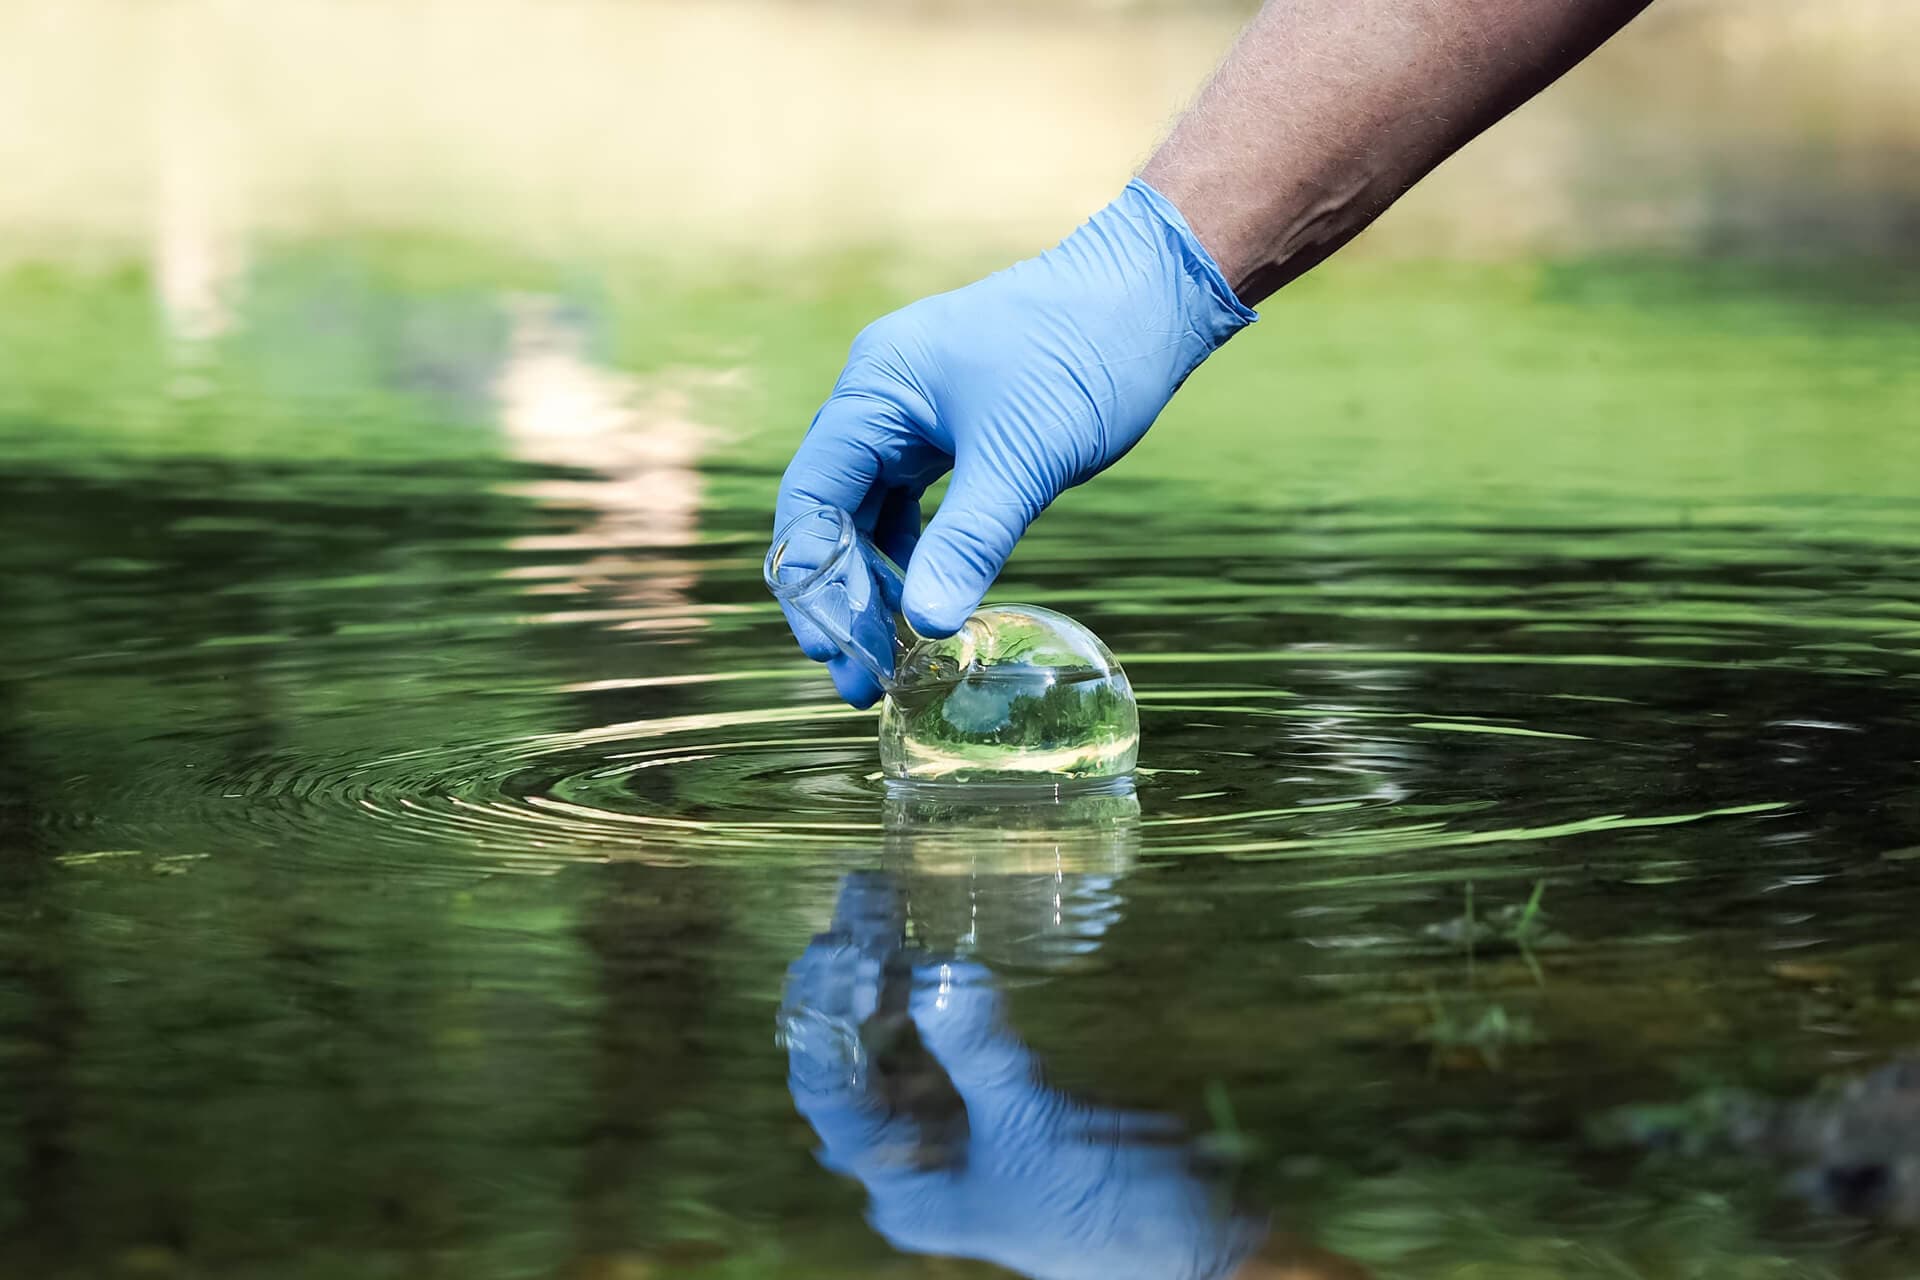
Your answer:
[1143,0,1654,302]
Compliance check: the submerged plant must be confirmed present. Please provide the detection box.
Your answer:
[1426,879,1566,986]
[1317,1156,1856,1280]
[1196,1078,1262,1164]
[1418,995,1539,1072]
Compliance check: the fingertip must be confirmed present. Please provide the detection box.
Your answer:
[828,657,884,710]
[901,578,976,639]
[900,474,1030,637]
[906,963,1038,1087]
[907,962,1004,1046]
[918,956,994,992]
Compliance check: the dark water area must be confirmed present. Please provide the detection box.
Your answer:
[2,252,1920,1279]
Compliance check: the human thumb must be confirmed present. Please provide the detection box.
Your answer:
[901,466,1039,637]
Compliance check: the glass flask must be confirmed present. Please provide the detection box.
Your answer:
[765,504,1139,793]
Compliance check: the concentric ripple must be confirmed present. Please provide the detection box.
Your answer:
[40,649,1891,898]
[12,468,1920,902]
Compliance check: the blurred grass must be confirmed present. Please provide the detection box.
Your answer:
[1,0,1912,507]
[3,242,1912,529]
[0,0,1916,261]
[1,0,1911,515]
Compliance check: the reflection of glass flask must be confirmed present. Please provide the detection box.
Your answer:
[766,505,1138,793]
[778,795,1295,1280]
[883,790,1139,974]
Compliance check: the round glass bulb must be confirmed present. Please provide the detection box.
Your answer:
[877,604,1138,793]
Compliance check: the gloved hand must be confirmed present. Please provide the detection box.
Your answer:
[775,178,1257,706]
[780,872,1265,1280]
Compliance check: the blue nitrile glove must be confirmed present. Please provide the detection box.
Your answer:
[780,873,1265,1280]
[775,178,1257,707]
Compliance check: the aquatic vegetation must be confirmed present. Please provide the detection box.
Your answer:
[1424,880,1569,988]
[1197,1079,1263,1164]
[1319,1157,1862,1280]
[1417,996,1539,1072]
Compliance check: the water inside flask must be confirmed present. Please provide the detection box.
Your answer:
[766,504,1138,793]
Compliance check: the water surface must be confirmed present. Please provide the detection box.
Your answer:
[1,245,1918,1279]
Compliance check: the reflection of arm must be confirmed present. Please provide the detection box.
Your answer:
[1143,0,1655,303]
[1233,1238,1374,1280]
[786,875,1272,1280]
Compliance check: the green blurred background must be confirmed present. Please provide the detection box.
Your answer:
[1,0,1915,490]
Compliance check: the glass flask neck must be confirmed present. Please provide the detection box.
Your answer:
[765,505,914,693]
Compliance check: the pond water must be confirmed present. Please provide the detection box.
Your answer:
[1,245,1918,1280]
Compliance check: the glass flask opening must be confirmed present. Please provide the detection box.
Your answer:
[765,504,910,694]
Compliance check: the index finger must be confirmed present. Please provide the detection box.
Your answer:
[776,394,893,534]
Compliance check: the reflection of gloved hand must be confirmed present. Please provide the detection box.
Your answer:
[781,873,1263,1280]
[775,179,1256,706]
